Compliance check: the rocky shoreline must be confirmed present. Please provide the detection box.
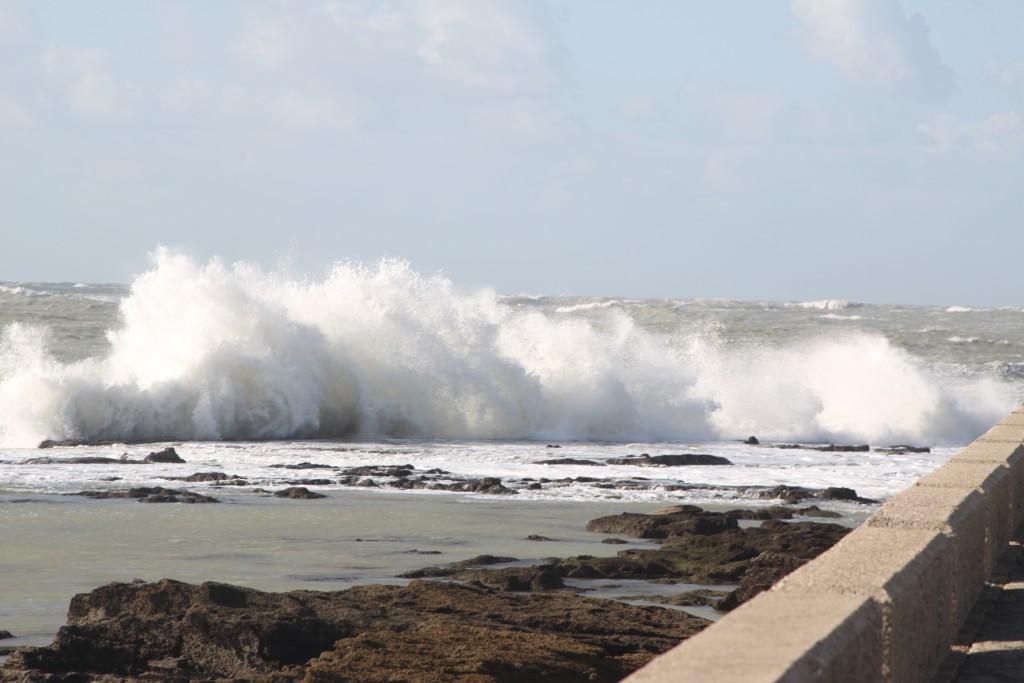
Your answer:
[1,504,853,682]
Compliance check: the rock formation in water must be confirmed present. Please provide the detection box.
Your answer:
[0,579,708,683]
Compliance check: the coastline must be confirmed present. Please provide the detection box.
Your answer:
[1,491,855,681]
[0,491,691,649]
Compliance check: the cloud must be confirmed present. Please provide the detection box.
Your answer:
[411,0,568,96]
[683,84,786,141]
[471,97,579,142]
[616,94,668,122]
[700,144,763,193]
[0,0,36,57]
[39,45,138,123]
[0,0,570,131]
[791,0,956,103]
[987,59,1024,90]
[917,112,1021,156]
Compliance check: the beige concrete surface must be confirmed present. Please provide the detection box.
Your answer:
[623,408,1024,683]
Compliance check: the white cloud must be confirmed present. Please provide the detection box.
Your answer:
[0,0,36,56]
[917,112,1021,156]
[0,1,570,131]
[471,97,579,142]
[700,144,763,192]
[987,59,1024,89]
[616,94,667,122]
[231,16,293,69]
[411,0,568,96]
[39,45,138,123]
[684,84,786,142]
[791,0,956,103]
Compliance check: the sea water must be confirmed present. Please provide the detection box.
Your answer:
[2,250,1023,647]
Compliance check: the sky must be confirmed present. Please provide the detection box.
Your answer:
[1,0,1022,307]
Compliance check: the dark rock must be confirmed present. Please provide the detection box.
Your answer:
[627,589,730,609]
[448,478,518,495]
[526,535,555,542]
[585,509,738,539]
[37,439,124,448]
[401,555,519,579]
[23,456,125,465]
[535,458,605,466]
[532,458,602,464]
[467,566,565,592]
[811,444,870,453]
[24,448,185,466]
[182,471,232,482]
[558,510,850,591]
[819,487,877,504]
[0,580,708,682]
[797,505,843,519]
[71,487,220,504]
[717,550,808,611]
[876,445,931,454]
[143,447,186,463]
[744,436,760,445]
[269,462,336,470]
[744,485,818,504]
[724,507,796,521]
[0,630,12,640]
[601,538,628,544]
[605,453,732,466]
[340,464,415,477]
[273,487,327,500]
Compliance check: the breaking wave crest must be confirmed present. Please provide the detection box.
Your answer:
[0,250,1017,447]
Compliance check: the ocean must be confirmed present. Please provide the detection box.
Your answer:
[2,250,1024,648]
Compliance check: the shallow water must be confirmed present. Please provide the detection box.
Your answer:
[0,491,695,648]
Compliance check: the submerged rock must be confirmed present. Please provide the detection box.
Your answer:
[71,487,219,504]
[876,445,931,454]
[0,579,708,683]
[24,447,186,466]
[273,486,327,500]
[535,458,606,466]
[605,453,733,467]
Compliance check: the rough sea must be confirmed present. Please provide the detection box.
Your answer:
[3,250,1023,647]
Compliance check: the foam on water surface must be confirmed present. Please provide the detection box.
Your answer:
[1,250,1019,449]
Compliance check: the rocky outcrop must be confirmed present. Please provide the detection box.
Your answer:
[585,506,739,539]
[72,487,220,504]
[273,486,327,499]
[0,579,708,683]
[403,507,850,611]
[24,447,187,466]
[605,453,733,466]
[535,458,606,466]
[143,448,186,463]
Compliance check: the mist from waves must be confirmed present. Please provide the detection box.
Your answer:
[0,249,1019,448]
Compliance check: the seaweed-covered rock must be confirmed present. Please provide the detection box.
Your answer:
[273,487,327,500]
[585,508,738,539]
[0,579,708,683]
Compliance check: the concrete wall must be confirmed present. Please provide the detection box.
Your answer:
[623,406,1024,683]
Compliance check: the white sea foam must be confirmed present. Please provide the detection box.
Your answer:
[795,299,861,310]
[0,250,1018,448]
[553,300,621,314]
